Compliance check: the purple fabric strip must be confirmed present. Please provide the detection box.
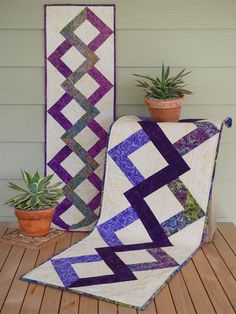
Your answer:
[52,244,178,287]
[97,207,139,246]
[68,241,175,288]
[100,121,220,246]
[173,122,219,156]
[52,254,102,286]
[87,8,113,51]
[88,67,113,106]
[87,119,108,158]
[124,122,190,244]
[47,146,73,184]
[48,93,73,131]
[108,129,149,185]
[128,248,178,272]
[87,192,101,211]
[47,39,73,78]
[52,198,72,230]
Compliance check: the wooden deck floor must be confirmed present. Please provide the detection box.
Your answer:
[0,222,235,314]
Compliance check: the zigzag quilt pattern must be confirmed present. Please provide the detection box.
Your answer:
[23,116,230,310]
[45,5,115,231]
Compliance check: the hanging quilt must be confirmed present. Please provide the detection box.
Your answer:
[44,4,116,231]
[23,116,231,310]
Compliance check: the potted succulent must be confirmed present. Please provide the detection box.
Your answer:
[133,63,192,122]
[5,170,63,237]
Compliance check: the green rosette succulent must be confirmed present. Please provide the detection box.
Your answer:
[5,170,63,211]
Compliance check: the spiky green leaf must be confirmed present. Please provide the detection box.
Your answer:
[6,170,63,211]
[133,64,192,100]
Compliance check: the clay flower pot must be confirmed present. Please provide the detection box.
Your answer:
[145,95,184,122]
[15,207,55,237]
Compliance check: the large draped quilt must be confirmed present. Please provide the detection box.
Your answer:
[45,4,115,231]
[23,116,231,310]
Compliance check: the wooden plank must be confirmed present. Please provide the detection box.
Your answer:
[118,305,137,313]
[0,222,9,235]
[0,245,25,309]
[1,1,236,30]
[99,300,117,314]
[0,224,235,313]
[0,223,12,272]
[59,290,80,314]
[0,103,234,143]
[39,233,72,314]
[217,222,236,254]
[181,260,215,314]
[71,231,86,245]
[213,230,236,279]
[192,249,235,313]
[1,30,236,67]
[59,232,85,314]
[202,242,236,310]
[169,272,195,314]
[6,222,19,231]
[1,248,39,314]
[20,242,57,314]
[155,285,176,314]
[79,295,98,314]
[0,242,12,271]
[0,228,67,250]
[138,301,156,314]
[0,223,10,271]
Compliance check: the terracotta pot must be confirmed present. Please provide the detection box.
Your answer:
[145,96,184,122]
[15,207,55,237]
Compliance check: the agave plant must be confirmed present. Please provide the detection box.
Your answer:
[5,170,63,211]
[133,63,192,100]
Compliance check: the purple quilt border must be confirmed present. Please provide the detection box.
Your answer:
[43,4,116,177]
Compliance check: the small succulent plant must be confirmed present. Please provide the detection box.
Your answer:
[133,63,192,100]
[5,170,63,211]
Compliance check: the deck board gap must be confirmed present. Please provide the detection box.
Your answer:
[0,244,13,272]
[201,244,236,310]
[191,252,218,313]
[18,249,41,313]
[166,284,178,313]
[212,241,236,280]
[0,246,26,312]
[179,270,197,313]
[217,225,236,255]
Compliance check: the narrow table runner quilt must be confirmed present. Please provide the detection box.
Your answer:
[45,4,115,231]
[22,115,231,310]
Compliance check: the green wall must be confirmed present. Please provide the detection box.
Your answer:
[0,0,235,222]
